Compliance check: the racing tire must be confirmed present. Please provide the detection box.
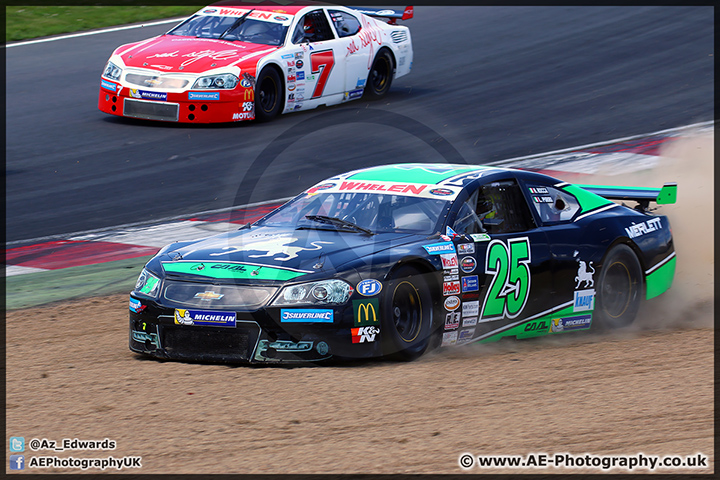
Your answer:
[381,265,434,361]
[365,49,395,100]
[254,67,282,122]
[595,244,644,329]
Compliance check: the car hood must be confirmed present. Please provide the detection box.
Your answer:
[116,35,279,74]
[155,226,425,282]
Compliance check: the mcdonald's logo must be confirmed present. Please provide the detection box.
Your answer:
[353,298,379,327]
[243,88,255,101]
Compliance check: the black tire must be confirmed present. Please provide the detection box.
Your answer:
[381,265,434,361]
[364,49,394,100]
[254,67,282,122]
[595,244,644,329]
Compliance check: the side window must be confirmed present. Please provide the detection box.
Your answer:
[452,179,536,235]
[478,179,536,234]
[328,10,361,37]
[527,185,580,224]
[292,10,335,44]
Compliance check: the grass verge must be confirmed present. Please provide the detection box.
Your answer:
[6,6,201,42]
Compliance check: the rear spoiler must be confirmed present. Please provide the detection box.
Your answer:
[578,183,677,209]
[353,6,414,24]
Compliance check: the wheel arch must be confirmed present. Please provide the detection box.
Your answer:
[255,60,286,113]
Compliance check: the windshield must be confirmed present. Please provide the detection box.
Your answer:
[168,14,289,46]
[256,192,450,235]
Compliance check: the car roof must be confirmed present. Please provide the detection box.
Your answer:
[340,163,520,185]
[206,0,328,16]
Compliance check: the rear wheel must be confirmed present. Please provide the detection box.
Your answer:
[381,266,434,361]
[254,67,282,122]
[364,49,394,100]
[595,244,643,329]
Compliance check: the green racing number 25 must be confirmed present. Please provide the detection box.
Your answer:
[480,237,531,320]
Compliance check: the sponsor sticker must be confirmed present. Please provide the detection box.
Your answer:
[440,254,458,269]
[443,280,461,296]
[424,242,456,255]
[458,243,475,254]
[345,88,363,100]
[573,289,595,312]
[462,316,478,327]
[462,300,479,317]
[533,196,554,203]
[443,274,459,282]
[297,71,305,81]
[351,326,379,343]
[357,279,382,296]
[356,78,366,88]
[456,328,476,345]
[442,330,458,346]
[174,309,236,327]
[129,298,145,313]
[430,188,455,196]
[101,79,117,92]
[296,59,304,68]
[550,314,592,333]
[233,112,253,120]
[444,296,460,311]
[461,275,479,292]
[240,78,253,88]
[444,311,461,330]
[280,309,334,323]
[131,330,160,347]
[282,54,294,59]
[529,187,549,194]
[460,256,476,273]
[188,91,220,100]
[625,217,663,239]
[314,180,460,200]
[353,299,380,327]
[445,226,459,237]
[130,89,167,101]
[470,233,491,242]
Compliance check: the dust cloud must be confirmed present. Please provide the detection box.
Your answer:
[596,129,714,330]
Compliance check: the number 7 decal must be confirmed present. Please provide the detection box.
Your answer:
[310,50,335,99]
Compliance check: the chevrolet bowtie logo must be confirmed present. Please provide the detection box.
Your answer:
[144,77,162,87]
[194,291,224,300]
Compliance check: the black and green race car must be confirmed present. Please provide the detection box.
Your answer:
[129,163,677,363]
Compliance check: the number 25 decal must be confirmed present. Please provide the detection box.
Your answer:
[481,237,531,320]
[310,50,335,99]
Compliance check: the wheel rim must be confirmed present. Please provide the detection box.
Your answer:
[258,77,277,113]
[602,261,633,318]
[392,281,422,342]
[371,57,390,93]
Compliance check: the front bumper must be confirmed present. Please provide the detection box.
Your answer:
[128,297,381,364]
[98,79,256,124]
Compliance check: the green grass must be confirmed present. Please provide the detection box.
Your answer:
[6,6,202,42]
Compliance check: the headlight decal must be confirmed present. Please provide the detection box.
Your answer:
[135,269,161,298]
[272,279,353,306]
[192,73,239,89]
[103,61,123,81]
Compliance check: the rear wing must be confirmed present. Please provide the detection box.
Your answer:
[353,6,414,24]
[578,183,677,209]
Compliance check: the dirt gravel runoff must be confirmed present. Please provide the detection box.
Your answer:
[6,133,713,474]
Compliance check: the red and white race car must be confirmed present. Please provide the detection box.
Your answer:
[98,1,413,123]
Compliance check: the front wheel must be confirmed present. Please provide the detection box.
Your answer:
[595,244,644,329]
[381,266,434,361]
[364,49,395,100]
[254,67,282,122]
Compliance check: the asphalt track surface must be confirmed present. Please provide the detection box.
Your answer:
[6,6,714,243]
